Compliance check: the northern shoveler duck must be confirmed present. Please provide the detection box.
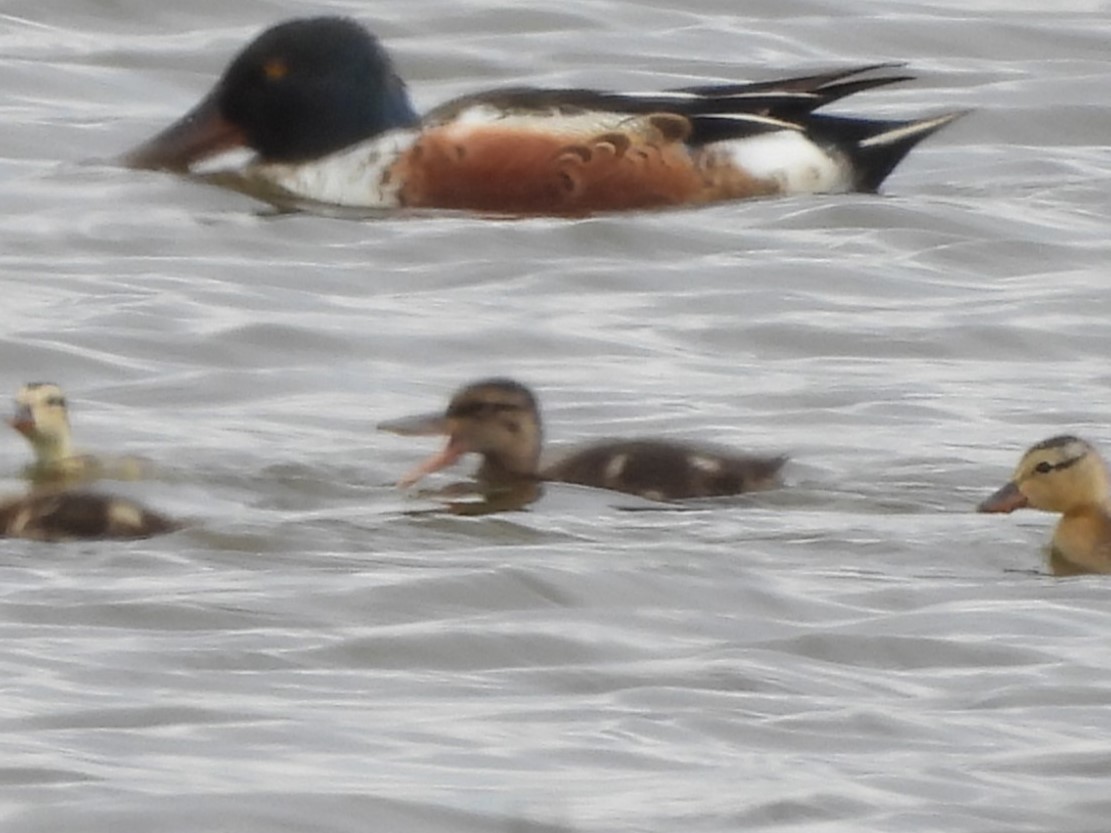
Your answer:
[378,378,786,501]
[978,435,1111,576]
[9,382,147,486]
[0,488,179,542]
[122,16,965,215]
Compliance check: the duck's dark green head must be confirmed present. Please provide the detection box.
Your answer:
[123,17,419,170]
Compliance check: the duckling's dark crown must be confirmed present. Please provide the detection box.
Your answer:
[1030,434,1086,452]
[20,382,66,407]
[1026,434,1091,476]
[447,378,538,416]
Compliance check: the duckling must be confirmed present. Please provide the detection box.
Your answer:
[978,434,1111,575]
[9,383,145,486]
[0,489,179,541]
[379,378,786,501]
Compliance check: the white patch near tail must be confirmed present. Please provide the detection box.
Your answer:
[858,112,965,149]
[249,129,419,207]
[712,130,852,195]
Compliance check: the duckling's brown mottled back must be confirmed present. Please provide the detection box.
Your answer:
[978,434,1111,575]
[543,439,784,500]
[0,490,180,542]
[379,378,786,501]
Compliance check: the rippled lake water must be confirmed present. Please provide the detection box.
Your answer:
[2,1,1111,831]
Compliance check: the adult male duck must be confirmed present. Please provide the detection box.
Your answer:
[122,17,964,215]
[379,378,786,501]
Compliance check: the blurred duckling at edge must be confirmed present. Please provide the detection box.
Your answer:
[979,435,1111,576]
[0,490,180,542]
[379,378,786,511]
[9,382,147,486]
[3,383,177,541]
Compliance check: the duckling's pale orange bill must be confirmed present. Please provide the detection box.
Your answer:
[122,92,248,172]
[396,437,470,488]
[378,412,467,487]
[978,481,1029,514]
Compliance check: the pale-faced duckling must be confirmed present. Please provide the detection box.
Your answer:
[10,383,77,473]
[0,489,179,542]
[9,383,145,486]
[978,434,1111,575]
[379,378,786,501]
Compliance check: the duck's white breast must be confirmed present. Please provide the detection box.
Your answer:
[248,129,420,207]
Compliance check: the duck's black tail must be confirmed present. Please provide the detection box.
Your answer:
[808,110,968,192]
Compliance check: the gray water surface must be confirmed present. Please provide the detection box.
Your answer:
[2,1,1111,831]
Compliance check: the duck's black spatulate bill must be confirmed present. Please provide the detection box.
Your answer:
[121,91,247,171]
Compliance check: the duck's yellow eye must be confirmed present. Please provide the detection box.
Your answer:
[263,58,289,80]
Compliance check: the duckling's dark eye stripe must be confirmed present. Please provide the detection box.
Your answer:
[448,402,521,418]
[1035,454,1084,474]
